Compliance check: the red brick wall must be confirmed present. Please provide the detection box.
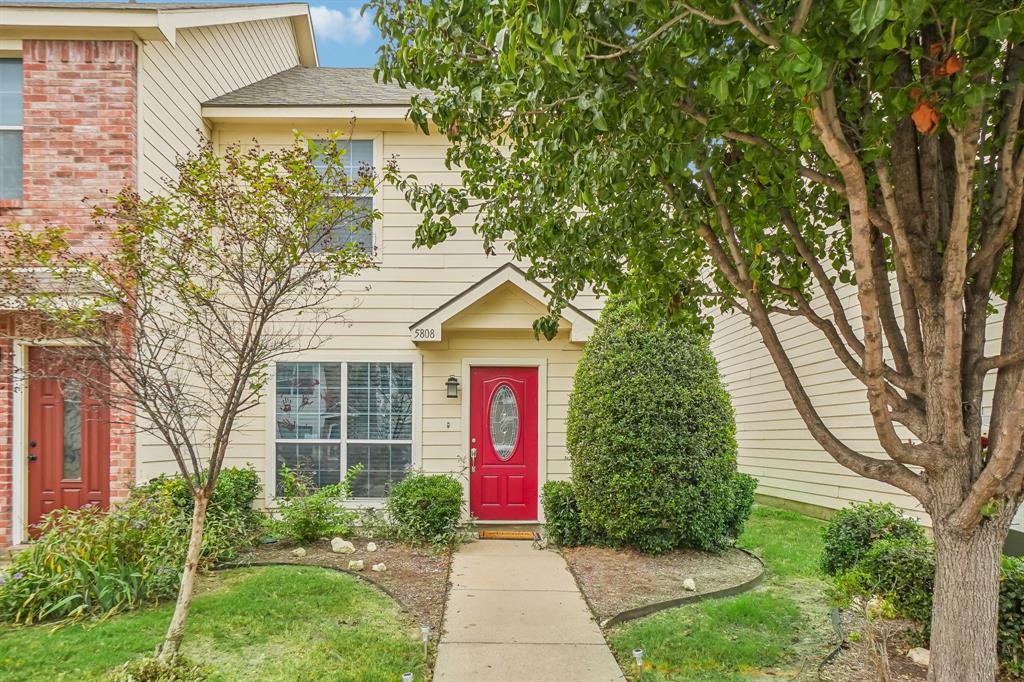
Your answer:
[0,40,137,547]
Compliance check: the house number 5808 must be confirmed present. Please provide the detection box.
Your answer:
[413,328,436,340]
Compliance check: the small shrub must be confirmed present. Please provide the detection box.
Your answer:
[386,473,463,546]
[830,539,1024,676]
[820,502,926,576]
[136,467,266,564]
[0,469,266,626]
[1000,556,1024,678]
[137,466,261,515]
[852,537,935,627]
[106,654,209,682]
[542,481,591,546]
[275,465,362,545]
[567,297,754,553]
[0,496,185,624]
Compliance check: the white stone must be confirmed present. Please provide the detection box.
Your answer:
[331,538,356,554]
[371,562,387,572]
[366,542,378,552]
[908,647,930,667]
[682,578,696,592]
[291,547,306,558]
[347,559,365,571]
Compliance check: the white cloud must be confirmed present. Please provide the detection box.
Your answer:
[310,5,374,45]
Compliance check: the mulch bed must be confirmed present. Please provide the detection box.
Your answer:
[231,538,452,638]
[560,545,763,622]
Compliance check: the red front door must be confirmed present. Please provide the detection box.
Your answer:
[469,366,538,521]
[27,347,110,530]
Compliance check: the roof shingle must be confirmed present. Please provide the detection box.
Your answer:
[203,66,429,107]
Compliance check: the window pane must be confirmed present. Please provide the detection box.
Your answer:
[346,140,373,171]
[325,197,373,253]
[346,362,413,498]
[275,442,341,494]
[0,131,22,200]
[312,139,374,182]
[0,59,22,126]
[347,443,411,498]
[275,362,341,440]
[347,362,413,441]
[63,381,82,480]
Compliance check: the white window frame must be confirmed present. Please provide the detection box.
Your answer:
[0,57,24,201]
[314,132,384,261]
[266,351,422,506]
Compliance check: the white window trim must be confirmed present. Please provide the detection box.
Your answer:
[0,56,24,201]
[265,351,422,508]
[317,132,384,262]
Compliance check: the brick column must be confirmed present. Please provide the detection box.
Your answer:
[0,40,137,547]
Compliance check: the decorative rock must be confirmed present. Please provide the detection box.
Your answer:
[371,562,387,572]
[908,647,930,667]
[347,559,365,571]
[331,538,356,554]
[291,547,306,558]
[366,542,378,552]
[682,578,696,592]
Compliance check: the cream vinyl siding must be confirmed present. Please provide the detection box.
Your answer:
[137,121,591,508]
[138,19,299,195]
[711,282,1020,529]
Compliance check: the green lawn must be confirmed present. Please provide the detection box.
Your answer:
[609,504,833,681]
[0,565,428,682]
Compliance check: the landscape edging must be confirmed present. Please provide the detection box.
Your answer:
[580,547,767,628]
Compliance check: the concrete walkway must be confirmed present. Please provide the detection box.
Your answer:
[434,540,625,682]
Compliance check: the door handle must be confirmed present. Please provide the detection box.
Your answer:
[27,453,37,462]
[470,447,477,473]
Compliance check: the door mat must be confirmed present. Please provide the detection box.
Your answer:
[477,530,538,540]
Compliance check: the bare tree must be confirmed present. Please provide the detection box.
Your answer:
[0,134,383,660]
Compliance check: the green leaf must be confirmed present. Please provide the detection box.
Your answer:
[981,14,1013,40]
[850,0,892,35]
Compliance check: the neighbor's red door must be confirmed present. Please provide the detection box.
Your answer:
[27,347,110,530]
[469,366,538,521]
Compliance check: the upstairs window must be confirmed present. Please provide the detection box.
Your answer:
[312,139,375,254]
[0,59,22,201]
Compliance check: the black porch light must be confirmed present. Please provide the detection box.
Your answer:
[445,375,460,399]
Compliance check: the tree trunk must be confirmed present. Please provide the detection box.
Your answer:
[927,517,1009,682]
[158,490,209,662]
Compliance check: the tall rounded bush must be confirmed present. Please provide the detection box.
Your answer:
[567,298,755,553]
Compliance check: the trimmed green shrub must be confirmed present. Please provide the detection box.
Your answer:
[387,473,463,546]
[542,481,592,547]
[566,298,755,553]
[275,465,362,545]
[820,502,926,576]
[853,537,935,626]
[1000,556,1024,678]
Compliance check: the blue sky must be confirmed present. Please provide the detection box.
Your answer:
[305,1,383,67]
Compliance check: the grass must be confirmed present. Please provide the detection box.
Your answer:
[609,504,833,681]
[0,565,427,681]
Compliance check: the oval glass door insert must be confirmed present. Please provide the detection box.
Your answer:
[489,384,519,461]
